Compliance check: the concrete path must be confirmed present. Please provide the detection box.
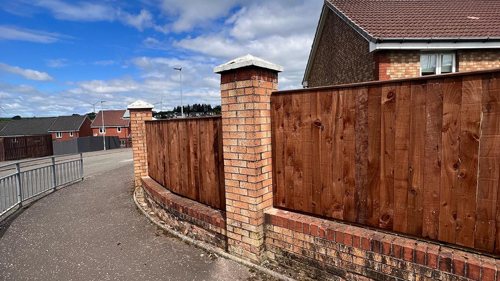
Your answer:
[0,149,268,281]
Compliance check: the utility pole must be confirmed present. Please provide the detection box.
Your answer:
[173,67,183,118]
[101,100,106,151]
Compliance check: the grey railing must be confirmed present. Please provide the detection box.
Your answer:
[0,153,84,217]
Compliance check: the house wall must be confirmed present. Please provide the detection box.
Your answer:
[78,118,93,138]
[307,9,376,87]
[376,49,500,81]
[52,131,79,142]
[91,126,130,139]
[457,49,500,71]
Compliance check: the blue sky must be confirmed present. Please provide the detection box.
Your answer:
[0,0,323,117]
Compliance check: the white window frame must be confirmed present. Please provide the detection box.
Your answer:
[56,132,62,138]
[420,52,456,76]
[69,132,74,137]
[117,127,121,133]
[99,128,106,135]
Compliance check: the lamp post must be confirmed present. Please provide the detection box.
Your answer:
[173,67,183,118]
[101,100,106,151]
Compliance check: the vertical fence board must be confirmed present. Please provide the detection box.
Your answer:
[393,83,411,233]
[367,86,382,227]
[272,95,286,208]
[379,84,396,230]
[456,77,481,248]
[438,78,462,244]
[301,92,313,213]
[407,82,427,236]
[354,87,369,224]
[320,90,334,217]
[342,88,356,222]
[476,75,500,252]
[292,94,305,212]
[311,91,322,215]
[423,79,444,240]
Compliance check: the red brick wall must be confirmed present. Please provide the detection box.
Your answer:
[130,109,152,186]
[307,8,376,87]
[91,126,130,139]
[458,49,500,71]
[78,118,93,138]
[265,208,497,281]
[52,132,78,142]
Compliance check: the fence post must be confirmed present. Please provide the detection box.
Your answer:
[15,163,22,206]
[79,153,84,180]
[128,100,154,187]
[215,55,282,263]
[51,156,57,190]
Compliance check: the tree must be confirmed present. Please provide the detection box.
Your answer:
[12,115,21,120]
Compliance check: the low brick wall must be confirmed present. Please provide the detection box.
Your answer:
[264,208,498,281]
[141,177,227,249]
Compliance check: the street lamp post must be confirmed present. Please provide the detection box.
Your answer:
[173,67,183,118]
[101,100,106,151]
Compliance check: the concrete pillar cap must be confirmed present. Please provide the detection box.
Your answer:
[214,54,283,74]
[127,100,154,110]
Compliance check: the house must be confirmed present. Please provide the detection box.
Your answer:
[91,110,131,148]
[303,0,500,87]
[0,118,56,137]
[48,115,93,142]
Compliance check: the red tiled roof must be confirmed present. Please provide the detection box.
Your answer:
[326,0,500,39]
[91,110,129,127]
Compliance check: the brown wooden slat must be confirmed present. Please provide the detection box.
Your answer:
[393,83,411,233]
[379,84,396,230]
[301,92,313,213]
[476,75,499,252]
[292,93,305,212]
[367,86,381,227]
[354,87,369,225]
[407,82,426,236]
[284,94,295,210]
[272,95,286,208]
[342,88,356,223]
[320,90,334,218]
[455,76,481,248]
[311,91,322,215]
[438,78,462,244]
[422,79,444,240]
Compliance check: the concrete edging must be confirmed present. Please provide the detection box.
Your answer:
[133,187,295,281]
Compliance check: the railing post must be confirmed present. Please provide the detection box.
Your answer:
[79,153,84,180]
[15,163,22,206]
[51,156,57,190]
[128,100,154,187]
[215,55,282,263]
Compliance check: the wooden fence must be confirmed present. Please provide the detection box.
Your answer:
[0,135,53,161]
[271,70,500,254]
[145,117,225,211]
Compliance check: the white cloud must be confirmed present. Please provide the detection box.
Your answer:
[0,25,67,43]
[46,58,68,68]
[119,9,153,31]
[0,62,54,82]
[158,0,242,32]
[24,0,160,33]
[93,60,117,66]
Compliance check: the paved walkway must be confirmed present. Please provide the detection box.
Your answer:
[0,155,267,280]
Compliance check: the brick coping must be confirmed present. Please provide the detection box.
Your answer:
[141,176,226,229]
[265,208,499,280]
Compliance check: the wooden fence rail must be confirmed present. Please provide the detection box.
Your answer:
[271,70,500,254]
[145,117,225,211]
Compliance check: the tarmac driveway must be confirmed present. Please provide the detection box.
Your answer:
[0,149,266,281]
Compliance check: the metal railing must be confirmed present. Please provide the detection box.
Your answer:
[0,153,84,217]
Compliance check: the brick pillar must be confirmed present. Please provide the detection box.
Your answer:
[127,100,154,186]
[214,55,283,262]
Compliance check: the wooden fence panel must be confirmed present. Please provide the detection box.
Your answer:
[145,117,225,211]
[0,135,53,161]
[271,70,500,254]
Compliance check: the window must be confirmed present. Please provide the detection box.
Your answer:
[117,127,121,133]
[421,53,456,76]
[99,128,106,134]
[56,132,62,138]
[69,132,74,137]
